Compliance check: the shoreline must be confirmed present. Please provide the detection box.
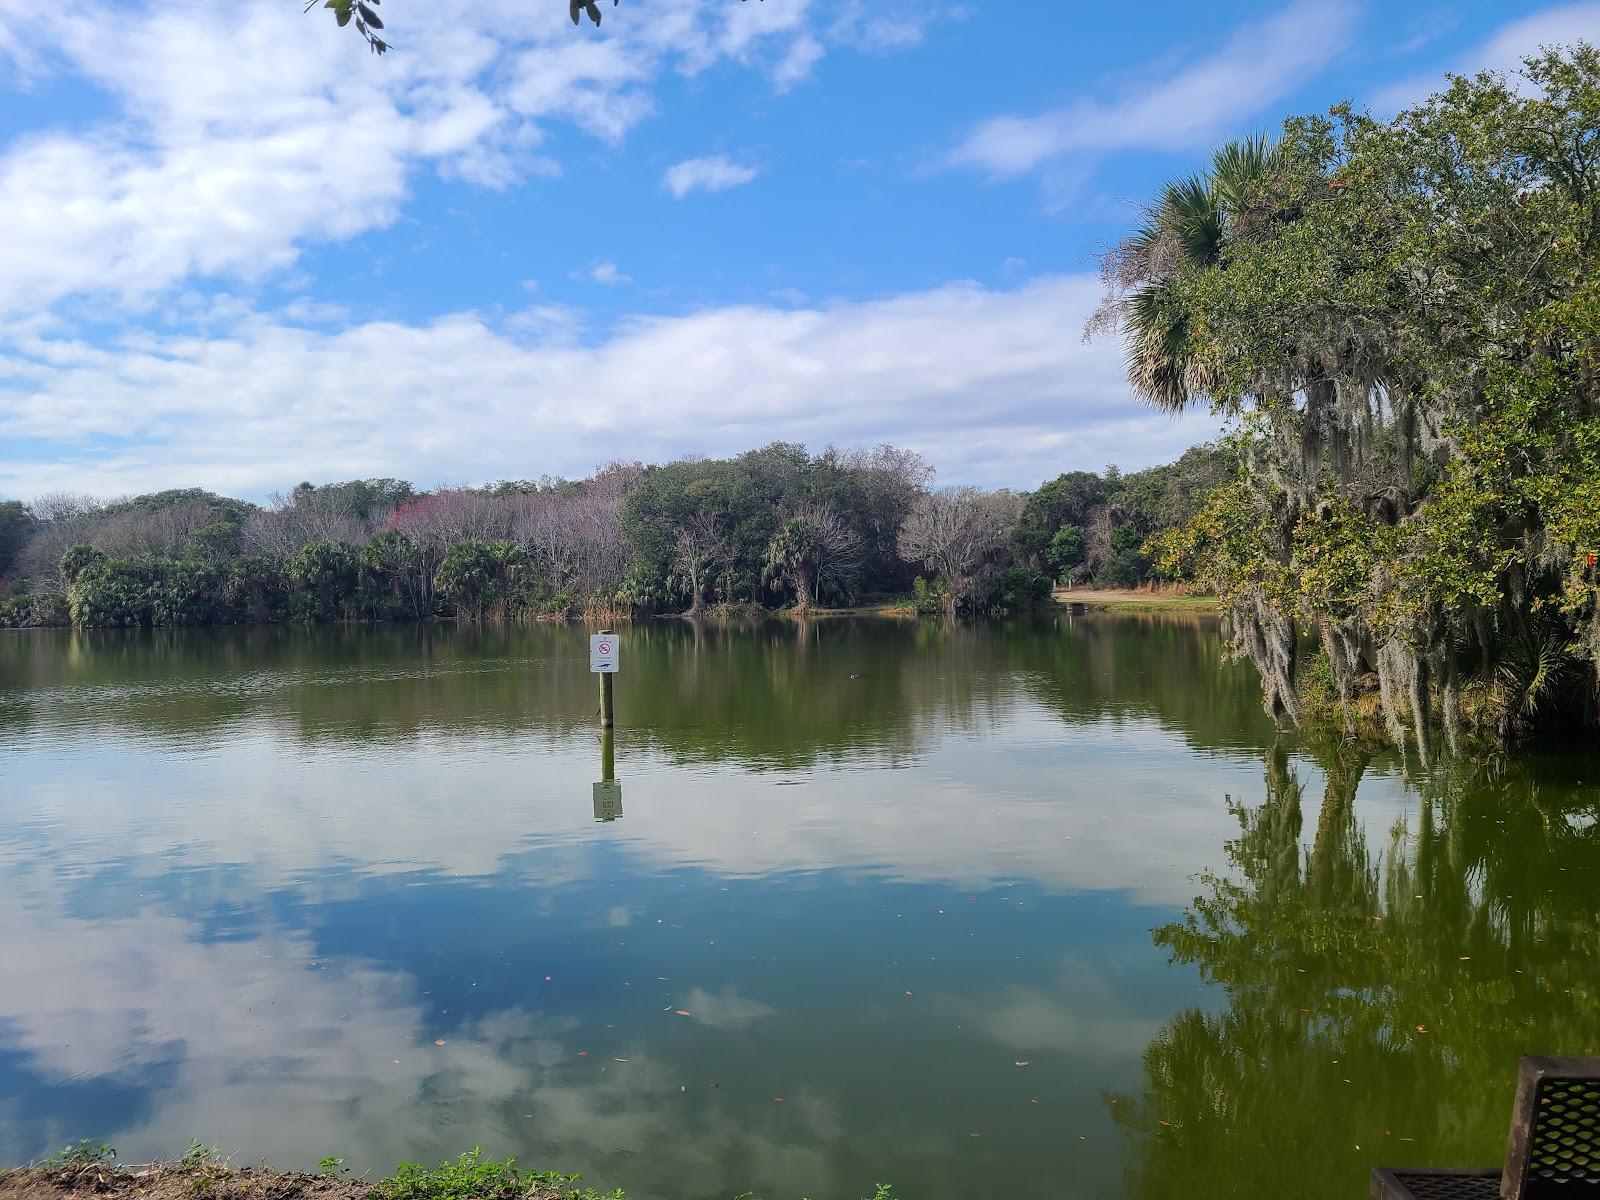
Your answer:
[0,1153,897,1200]
[1,595,1216,633]
[0,1154,581,1200]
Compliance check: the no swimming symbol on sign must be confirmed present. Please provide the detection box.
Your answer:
[590,634,619,673]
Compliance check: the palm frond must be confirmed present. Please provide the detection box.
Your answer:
[1125,281,1196,413]
[1211,134,1281,213]
[1495,629,1580,721]
[1158,176,1225,266]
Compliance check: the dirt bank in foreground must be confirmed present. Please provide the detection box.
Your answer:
[0,1164,566,1200]
[0,1164,378,1200]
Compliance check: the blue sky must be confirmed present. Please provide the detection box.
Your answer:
[0,0,1596,500]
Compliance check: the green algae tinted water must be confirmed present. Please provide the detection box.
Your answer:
[1,616,1597,1199]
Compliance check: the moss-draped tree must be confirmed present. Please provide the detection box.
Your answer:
[1100,46,1600,753]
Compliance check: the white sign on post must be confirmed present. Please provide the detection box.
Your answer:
[589,634,619,673]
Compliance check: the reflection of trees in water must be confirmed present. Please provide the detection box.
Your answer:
[0,616,1271,766]
[1114,747,1600,1200]
[999,613,1273,749]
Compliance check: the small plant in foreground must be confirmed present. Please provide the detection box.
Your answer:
[376,1153,624,1200]
[43,1140,117,1167]
[533,1176,623,1200]
[182,1140,220,1167]
[319,1156,349,1176]
[378,1149,524,1200]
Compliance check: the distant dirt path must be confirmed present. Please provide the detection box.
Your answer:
[1052,587,1216,612]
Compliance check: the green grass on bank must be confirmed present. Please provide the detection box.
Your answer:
[377,1150,619,1200]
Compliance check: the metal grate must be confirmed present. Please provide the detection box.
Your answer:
[1530,1078,1600,1187]
[1372,1168,1502,1199]
[1385,1172,1499,1199]
[1376,1061,1600,1200]
[1382,1177,1504,1200]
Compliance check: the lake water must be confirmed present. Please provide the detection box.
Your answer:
[2,617,1598,1199]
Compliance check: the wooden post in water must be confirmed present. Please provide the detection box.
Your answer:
[592,628,617,729]
[591,634,621,822]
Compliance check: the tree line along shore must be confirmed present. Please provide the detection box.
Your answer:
[0,442,1228,631]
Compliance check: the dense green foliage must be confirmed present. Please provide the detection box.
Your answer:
[1012,445,1236,587]
[434,540,526,621]
[1102,45,1600,750]
[66,558,227,628]
[285,542,361,623]
[1,441,1219,631]
[377,1149,621,1200]
[0,500,35,579]
[619,443,922,612]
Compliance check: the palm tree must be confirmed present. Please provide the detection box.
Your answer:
[1112,136,1280,413]
[763,503,862,613]
[764,516,825,612]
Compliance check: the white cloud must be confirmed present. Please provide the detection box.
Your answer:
[962,962,1168,1061]
[502,36,655,142]
[677,987,777,1031]
[0,882,526,1168]
[0,276,1223,499]
[589,260,633,285]
[709,0,813,59]
[946,0,1359,175]
[1386,9,1462,58]
[1373,2,1600,112]
[0,3,1218,501]
[0,857,854,1184]
[1474,2,1600,67]
[0,2,511,316]
[662,154,760,197]
[827,1,932,52]
[0,0,851,319]
[772,32,826,90]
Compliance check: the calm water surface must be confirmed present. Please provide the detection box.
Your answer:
[1,617,1597,1199]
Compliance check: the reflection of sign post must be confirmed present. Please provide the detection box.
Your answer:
[593,727,622,822]
[591,630,618,728]
[593,779,623,822]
